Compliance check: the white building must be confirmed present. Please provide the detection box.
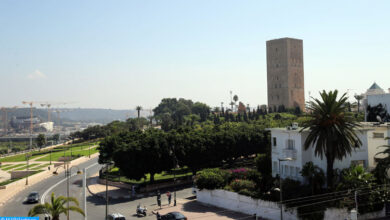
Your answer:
[269,122,390,182]
[361,82,390,116]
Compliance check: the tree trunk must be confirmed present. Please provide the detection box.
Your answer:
[326,156,335,189]
[52,215,59,220]
[150,173,155,184]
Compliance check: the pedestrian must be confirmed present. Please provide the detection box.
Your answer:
[131,185,135,197]
[157,190,161,208]
[167,191,171,205]
[156,212,161,220]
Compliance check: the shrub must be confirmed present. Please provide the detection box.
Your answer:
[255,154,271,177]
[229,179,256,192]
[195,168,230,190]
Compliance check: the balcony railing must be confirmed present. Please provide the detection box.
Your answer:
[282,148,297,160]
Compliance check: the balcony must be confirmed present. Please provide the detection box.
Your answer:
[282,148,297,160]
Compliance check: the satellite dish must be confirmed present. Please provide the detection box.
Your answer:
[377,115,382,123]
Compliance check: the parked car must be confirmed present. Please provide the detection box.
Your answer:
[107,213,126,220]
[27,191,40,203]
[160,212,187,220]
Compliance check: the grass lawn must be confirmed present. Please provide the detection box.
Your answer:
[0,164,14,168]
[0,141,100,163]
[31,163,50,170]
[1,164,26,171]
[14,163,39,171]
[0,170,44,186]
[36,146,99,161]
[107,167,193,185]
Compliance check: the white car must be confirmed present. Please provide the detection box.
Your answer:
[107,213,126,220]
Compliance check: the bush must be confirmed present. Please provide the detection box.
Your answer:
[229,179,256,192]
[195,168,230,190]
[255,154,271,177]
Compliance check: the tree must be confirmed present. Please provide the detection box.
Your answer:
[366,104,390,122]
[301,90,361,188]
[36,134,46,149]
[28,192,84,220]
[191,102,211,122]
[300,162,325,194]
[336,165,382,214]
[52,134,60,144]
[136,106,143,129]
[373,139,390,183]
[354,94,364,113]
[233,95,238,112]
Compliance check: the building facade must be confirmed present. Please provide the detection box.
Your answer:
[269,122,390,182]
[266,38,305,111]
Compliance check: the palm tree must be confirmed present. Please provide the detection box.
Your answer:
[354,94,364,113]
[28,192,84,220]
[136,106,142,129]
[373,138,390,182]
[233,95,238,112]
[300,162,325,194]
[301,90,361,188]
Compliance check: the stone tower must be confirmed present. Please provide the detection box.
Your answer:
[266,37,305,111]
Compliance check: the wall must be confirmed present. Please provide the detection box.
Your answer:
[197,189,297,220]
[197,189,385,220]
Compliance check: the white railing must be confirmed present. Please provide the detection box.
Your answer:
[282,148,297,159]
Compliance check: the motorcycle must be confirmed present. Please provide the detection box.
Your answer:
[136,204,147,217]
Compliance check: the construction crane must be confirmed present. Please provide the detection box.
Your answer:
[22,101,35,137]
[0,106,18,136]
[40,103,52,122]
[53,108,73,127]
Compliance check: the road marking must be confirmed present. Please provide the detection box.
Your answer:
[41,162,98,204]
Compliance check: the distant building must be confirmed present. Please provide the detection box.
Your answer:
[361,82,390,119]
[269,122,390,182]
[266,37,305,111]
[38,122,54,132]
[10,116,41,131]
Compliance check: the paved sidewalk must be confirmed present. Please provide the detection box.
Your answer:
[154,200,255,220]
[87,173,134,199]
[0,169,10,182]
[0,152,99,206]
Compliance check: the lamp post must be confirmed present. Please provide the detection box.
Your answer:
[63,162,82,220]
[278,157,293,220]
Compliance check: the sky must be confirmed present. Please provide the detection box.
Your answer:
[1,0,390,110]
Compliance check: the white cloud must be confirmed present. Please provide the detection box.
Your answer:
[27,70,47,79]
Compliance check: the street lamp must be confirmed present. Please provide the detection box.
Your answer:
[278,157,293,220]
[54,162,82,220]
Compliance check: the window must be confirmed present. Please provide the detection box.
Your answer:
[373,133,384,138]
[285,165,289,175]
[273,161,278,173]
[287,139,295,149]
[273,137,277,146]
[290,166,294,176]
[296,167,300,177]
[351,160,365,168]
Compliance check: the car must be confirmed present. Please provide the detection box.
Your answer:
[160,212,187,220]
[107,213,126,220]
[27,191,40,203]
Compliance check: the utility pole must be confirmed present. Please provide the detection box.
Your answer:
[22,101,34,185]
[355,191,358,215]
[83,168,87,220]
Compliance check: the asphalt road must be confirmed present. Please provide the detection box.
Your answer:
[0,157,193,220]
[0,157,102,218]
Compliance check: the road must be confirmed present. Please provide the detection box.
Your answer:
[0,157,193,220]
